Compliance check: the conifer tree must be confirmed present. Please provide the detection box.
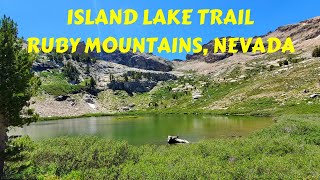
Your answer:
[0,16,40,176]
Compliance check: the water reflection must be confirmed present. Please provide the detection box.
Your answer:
[9,115,273,145]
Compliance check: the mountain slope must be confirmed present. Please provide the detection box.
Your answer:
[174,16,320,76]
[29,16,320,117]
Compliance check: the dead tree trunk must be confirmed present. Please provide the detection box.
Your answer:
[0,114,7,177]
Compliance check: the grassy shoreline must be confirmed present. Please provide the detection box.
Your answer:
[39,109,275,121]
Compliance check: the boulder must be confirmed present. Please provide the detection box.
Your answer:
[310,94,319,99]
[83,94,95,104]
[128,103,136,108]
[192,94,203,99]
[303,89,310,94]
[122,106,130,111]
[55,95,70,101]
[192,91,203,99]
[88,103,96,109]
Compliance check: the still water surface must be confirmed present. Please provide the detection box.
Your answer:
[9,115,273,145]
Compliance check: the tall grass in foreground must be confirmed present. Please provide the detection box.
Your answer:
[4,115,320,179]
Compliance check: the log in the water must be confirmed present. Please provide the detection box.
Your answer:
[167,136,189,144]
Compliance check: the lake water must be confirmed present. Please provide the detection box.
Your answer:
[9,115,273,145]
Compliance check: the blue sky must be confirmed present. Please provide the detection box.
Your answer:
[0,0,319,60]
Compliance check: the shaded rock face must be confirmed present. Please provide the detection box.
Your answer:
[126,71,177,81]
[187,52,232,63]
[32,61,61,71]
[55,95,70,101]
[108,71,177,94]
[186,38,254,63]
[108,81,157,94]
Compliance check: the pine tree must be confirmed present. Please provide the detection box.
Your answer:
[63,61,80,83]
[0,16,40,176]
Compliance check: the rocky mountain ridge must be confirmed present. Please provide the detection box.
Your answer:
[186,16,320,63]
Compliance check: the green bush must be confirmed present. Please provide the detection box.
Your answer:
[39,71,88,96]
[41,83,85,96]
[312,46,320,57]
[3,137,35,180]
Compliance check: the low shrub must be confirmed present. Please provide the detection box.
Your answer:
[312,46,320,57]
[41,83,85,96]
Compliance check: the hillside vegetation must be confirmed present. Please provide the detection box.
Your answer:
[32,55,320,117]
[109,55,320,116]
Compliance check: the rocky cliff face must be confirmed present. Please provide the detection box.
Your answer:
[74,42,173,72]
[92,50,173,72]
[107,69,177,94]
[86,60,177,94]
[107,81,158,94]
